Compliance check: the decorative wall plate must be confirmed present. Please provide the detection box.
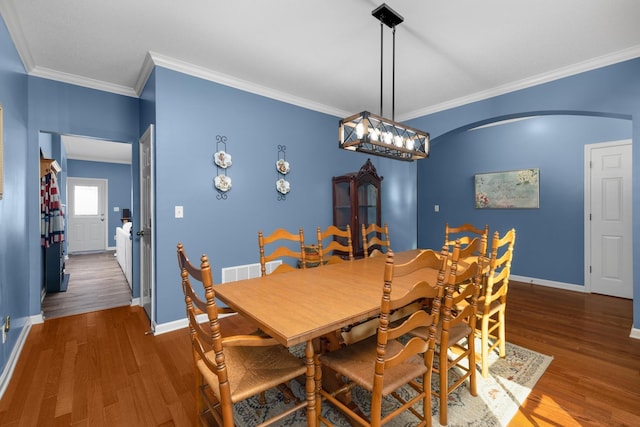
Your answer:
[214,151,232,168]
[276,178,290,195]
[214,175,232,192]
[276,159,290,174]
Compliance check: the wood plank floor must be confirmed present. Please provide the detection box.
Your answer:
[42,251,132,320]
[1,282,639,426]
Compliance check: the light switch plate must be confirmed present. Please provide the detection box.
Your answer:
[434,204,440,212]
[175,206,184,218]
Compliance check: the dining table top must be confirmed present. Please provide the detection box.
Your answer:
[214,248,441,348]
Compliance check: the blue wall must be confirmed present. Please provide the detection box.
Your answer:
[26,78,139,315]
[149,67,419,324]
[411,57,640,328]
[67,159,132,248]
[0,16,29,375]
[418,115,631,284]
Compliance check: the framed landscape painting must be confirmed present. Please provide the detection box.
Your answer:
[475,168,539,209]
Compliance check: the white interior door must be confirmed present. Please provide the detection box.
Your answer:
[585,140,633,299]
[139,125,154,328]
[67,177,107,253]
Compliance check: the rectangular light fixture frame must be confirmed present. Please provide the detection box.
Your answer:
[338,111,429,161]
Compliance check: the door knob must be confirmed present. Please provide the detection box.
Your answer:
[136,230,145,236]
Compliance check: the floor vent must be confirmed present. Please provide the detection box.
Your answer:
[221,260,281,283]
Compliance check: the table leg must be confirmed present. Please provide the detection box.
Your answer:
[305,340,317,427]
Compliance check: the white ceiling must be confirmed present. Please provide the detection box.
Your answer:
[62,135,131,165]
[3,1,640,161]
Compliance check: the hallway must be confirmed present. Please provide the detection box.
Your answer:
[41,251,132,319]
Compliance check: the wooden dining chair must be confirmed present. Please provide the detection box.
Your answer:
[317,225,353,265]
[411,240,483,426]
[258,227,305,276]
[475,228,516,378]
[177,243,307,427]
[339,249,444,348]
[361,223,390,257]
[444,223,489,258]
[317,249,445,427]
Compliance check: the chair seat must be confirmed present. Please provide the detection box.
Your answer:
[476,298,502,316]
[413,320,472,348]
[197,345,306,403]
[319,336,428,397]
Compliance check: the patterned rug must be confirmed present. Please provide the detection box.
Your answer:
[233,340,553,426]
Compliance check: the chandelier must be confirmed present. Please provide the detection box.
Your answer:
[338,3,430,161]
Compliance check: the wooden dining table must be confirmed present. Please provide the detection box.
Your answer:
[214,248,441,427]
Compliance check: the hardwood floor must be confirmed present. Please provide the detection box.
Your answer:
[42,251,132,320]
[1,281,638,426]
[507,283,640,427]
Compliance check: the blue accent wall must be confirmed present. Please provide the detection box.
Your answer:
[417,115,631,284]
[0,15,29,375]
[67,159,132,247]
[410,57,640,328]
[26,78,139,316]
[149,67,419,324]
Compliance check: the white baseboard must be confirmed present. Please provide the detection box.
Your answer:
[0,319,33,400]
[630,328,640,340]
[154,317,189,335]
[131,297,140,306]
[154,312,232,336]
[510,275,588,293]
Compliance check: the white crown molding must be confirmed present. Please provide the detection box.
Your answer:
[29,66,138,97]
[134,51,156,96]
[401,45,640,121]
[145,51,350,118]
[3,5,638,121]
[0,0,33,73]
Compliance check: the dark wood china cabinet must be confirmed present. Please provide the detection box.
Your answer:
[332,159,383,258]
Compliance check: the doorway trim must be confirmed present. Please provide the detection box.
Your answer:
[139,125,155,332]
[584,139,633,298]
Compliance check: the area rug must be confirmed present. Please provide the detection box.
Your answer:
[233,341,552,426]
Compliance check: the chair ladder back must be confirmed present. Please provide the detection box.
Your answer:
[362,223,391,257]
[317,225,353,264]
[258,227,306,275]
[484,229,516,306]
[444,223,489,257]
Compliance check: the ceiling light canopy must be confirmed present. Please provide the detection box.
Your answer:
[338,3,430,162]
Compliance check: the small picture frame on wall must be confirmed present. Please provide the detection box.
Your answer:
[474,168,539,209]
[0,104,3,200]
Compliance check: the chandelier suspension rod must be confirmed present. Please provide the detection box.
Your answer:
[379,21,383,118]
[392,25,396,121]
[379,19,398,121]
